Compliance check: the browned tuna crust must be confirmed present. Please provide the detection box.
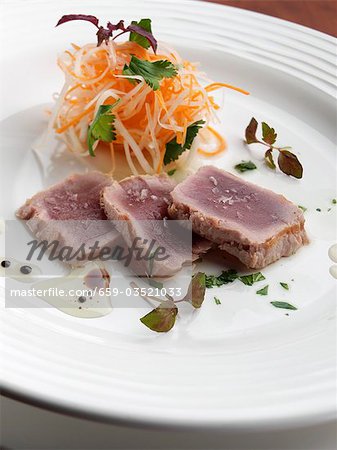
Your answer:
[168,166,308,269]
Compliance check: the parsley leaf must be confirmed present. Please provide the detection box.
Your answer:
[235,160,257,173]
[332,198,336,204]
[239,272,265,286]
[256,285,269,295]
[280,282,289,290]
[214,296,221,305]
[164,120,205,165]
[298,205,307,213]
[167,169,176,176]
[87,103,118,156]
[205,269,238,288]
[271,301,297,311]
[123,56,177,90]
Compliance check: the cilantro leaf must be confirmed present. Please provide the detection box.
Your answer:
[164,120,205,165]
[271,301,297,311]
[123,56,177,90]
[87,103,118,156]
[239,272,265,286]
[140,300,178,332]
[128,19,157,52]
[235,160,257,173]
[262,122,277,145]
[256,285,269,295]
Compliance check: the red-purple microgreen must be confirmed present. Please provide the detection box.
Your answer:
[140,300,178,332]
[245,117,303,179]
[137,272,206,332]
[182,272,206,309]
[56,15,157,52]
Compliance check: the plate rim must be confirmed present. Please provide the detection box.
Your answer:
[1,0,336,430]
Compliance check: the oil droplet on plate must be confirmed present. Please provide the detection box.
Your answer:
[32,262,112,318]
[0,257,42,283]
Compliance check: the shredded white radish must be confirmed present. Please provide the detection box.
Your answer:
[47,36,248,175]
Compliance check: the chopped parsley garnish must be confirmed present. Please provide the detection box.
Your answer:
[205,269,238,288]
[332,198,337,204]
[123,56,177,90]
[235,160,257,173]
[316,208,321,212]
[270,301,297,311]
[256,285,269,296]
[298,205,307,212]
[87,103,118,156]
[214,296,221,305]
[239,272,265,286]
[167,169,176,176]
[164,120,205,165]
[280,282,289,290]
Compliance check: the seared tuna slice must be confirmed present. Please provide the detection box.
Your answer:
[101,174,194,276]
[168,166,308,269]
[16,172,118,265]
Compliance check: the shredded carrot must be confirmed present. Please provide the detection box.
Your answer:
[51,39,248,174]
[55,105,95,133]
[198,126,227,156]
[205,82,249,96]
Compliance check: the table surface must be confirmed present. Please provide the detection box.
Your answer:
[207,0,336,37]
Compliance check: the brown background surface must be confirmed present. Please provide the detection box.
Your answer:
[205,1,336,37]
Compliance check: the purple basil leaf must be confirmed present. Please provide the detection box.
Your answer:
[56,14,99,28]
[126,24,157,53]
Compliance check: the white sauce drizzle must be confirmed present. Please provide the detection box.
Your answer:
[328,244,337,280]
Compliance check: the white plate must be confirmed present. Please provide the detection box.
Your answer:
[0,0,336,430]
